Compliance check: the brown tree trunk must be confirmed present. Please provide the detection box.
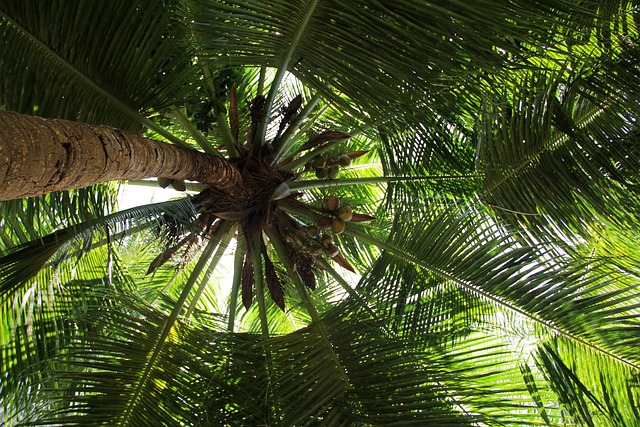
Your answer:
[0,111,241,200]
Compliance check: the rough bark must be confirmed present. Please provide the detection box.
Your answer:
[0,111,241,200]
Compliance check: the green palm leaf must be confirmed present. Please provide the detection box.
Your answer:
[0,0,193,142]
[365,197,640,367]
[478,63,640,243]
[0,184,118,249]
[535,339,640,426]
[0,198,197,301]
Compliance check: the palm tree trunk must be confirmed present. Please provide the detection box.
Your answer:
[0,111,240,200]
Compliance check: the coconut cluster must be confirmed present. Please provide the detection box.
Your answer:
[304,223,340,259]
[309,153,351,179]
[300,196,359,260]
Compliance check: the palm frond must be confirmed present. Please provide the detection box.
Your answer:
[0,184,118,250]
[188,0,633,124]
[6,292,257,426]
[0,198,197,302]
[0,0,194,136]
[478,57,640,243]
[0,247,133,425]
[535,338,640,426]
[350,196,640,369]
[1,1,640,425]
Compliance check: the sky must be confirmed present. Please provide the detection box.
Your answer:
[117,179,188,210]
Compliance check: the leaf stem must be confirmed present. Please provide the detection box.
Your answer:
[280,124,371,171]
[227,233,244,332]
[184,224,233,318]
[257,66,266,98]
[250,233,275,409]
[216,111,241,158]
[118,234,220,426]
[170,106,219,156]
[255,0,320,145]
[289,174,480,191]
[124,179,203,192]
[186,22,240,158]
[271,92,323,164]
[251,236,270,339]
[265,227,350,384]
[280,139,344,171]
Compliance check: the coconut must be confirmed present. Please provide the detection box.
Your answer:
[315,167,328,179]
[157,177,172,188]
[331,218,346,234]
[317,217,332,230]
[171,179,187,192]
[307,225,319,237]
[325,196,340,211]
[337,205,353,222]
[321,234,333,247]
[325,244,340,258]
[312,155,326,168]
[309,245,324,257]
[338,154,351,166]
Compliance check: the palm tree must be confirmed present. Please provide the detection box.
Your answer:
[1,0,640,426]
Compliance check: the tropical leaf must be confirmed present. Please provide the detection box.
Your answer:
[0,0,194,139]
[0,184,118,249]
[535,338,640,426]
[478,63,640,244]
[0,199,197,302]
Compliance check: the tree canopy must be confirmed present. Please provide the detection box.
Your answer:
[1,1,640,425]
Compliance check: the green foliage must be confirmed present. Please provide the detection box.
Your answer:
[2,1,640,426]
